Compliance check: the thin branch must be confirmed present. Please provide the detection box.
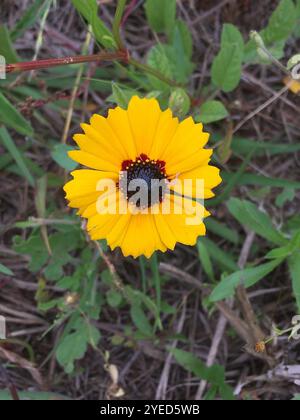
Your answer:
[5,51,128,74]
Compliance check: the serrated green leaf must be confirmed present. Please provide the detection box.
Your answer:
[130,304,153,337]
[198,100,229,124]
[56,316,100,373]
[13,233,49,272]
[171,349,235,400]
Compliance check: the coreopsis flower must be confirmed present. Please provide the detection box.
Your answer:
[64,96,221,258]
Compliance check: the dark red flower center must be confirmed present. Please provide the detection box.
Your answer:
[119,154,169,208]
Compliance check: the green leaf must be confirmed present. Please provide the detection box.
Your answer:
[171,349,235,400]
[288,251,300,311]
[10,0,47,41]
[145,0,177,38]
[212,24,244,92]
[169,24,194,83]
[130,304,153,337]
[223,172,300,190]
[173,20,193,59]
[262,0,296,44]
[0,126,35,186]
[13,233,48,272]
[13,228,82,280]
[296,0,300,35]
[0,25,19,62]
[106,289,123,308]
[0,390,71,401]
[169,88,191,117]
[210,258,284,302]
[0,263,13,276]
[71,0,116,49]
[276,188,295,208]
[197,240,215,282]
[210,149,254,206]
[147,44,173,90]
[110,82,138,108]
[200,238,238,272]
[205,219,240,245]
[51,144,78,171]
[198,100,229,124]
[228,136,300,157]
[245,0,297,62]
[227,198,287,246]
[266,230,300,259]
[56,316,100,373]
[0,93,33,136]
[297,0,300,16]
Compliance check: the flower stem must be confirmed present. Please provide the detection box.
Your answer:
[129,57,181,88]
[113,0,128,50]
[5,51,127,74]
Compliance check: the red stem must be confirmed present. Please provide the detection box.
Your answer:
[5,51,128,74]
[121,0,138,26]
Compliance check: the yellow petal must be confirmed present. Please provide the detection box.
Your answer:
[68,150,119,172]
[90,114,128,158]
[154,212,177,250]
[170,165,222,198]
[166,149,213,176]
[64,170,117,200]
[107,212,132,248]
[120,213,166,258]
[106,106,137,160]
[73,133,122,170]
[150,109,179,160]
[89,213,122,240]
[284,76,300,94]
[157,195,208,246]
[127,96,162,155]
[67,192,101,209]
[161,117,209,164]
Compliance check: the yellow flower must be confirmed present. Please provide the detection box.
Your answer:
[283,76,300,94]
[64,96,221,258]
